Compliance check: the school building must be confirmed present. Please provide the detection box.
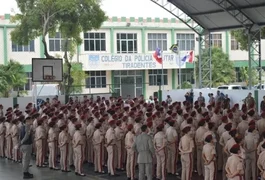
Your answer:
[0,14,265,98]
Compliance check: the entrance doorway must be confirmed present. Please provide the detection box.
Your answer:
[113,70,143,98]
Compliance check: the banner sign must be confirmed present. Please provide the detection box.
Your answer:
[83,52,193,71]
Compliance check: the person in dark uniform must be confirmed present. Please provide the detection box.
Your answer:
[20,116,34,179]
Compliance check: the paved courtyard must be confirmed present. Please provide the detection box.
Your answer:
[0,157,223,180]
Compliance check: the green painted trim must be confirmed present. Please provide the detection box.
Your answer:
[171,29,176,89]
[138,17,144,22]
[110,28,114,53]
[39,36,45,58]
[0,25,16,28]
[254,90,259,112]
[23,65,32,72]
[111,70,115,94]
[100,26,194,30]
[130,17,135,22]
[3,14,186,23]
[0,24,195,31]
[163,18,168,23]
[171,18,177,23]
[155,18,160,22]
[225,31,229,55]
[112,17,118,22]
[142,70,146,99]
[141,28,145,53]
[13,97,17,106]
[172,69,176,89]
[121,17,126,22]
[3,26,8,65]
[141,28,146,98]
[4,14,10,20]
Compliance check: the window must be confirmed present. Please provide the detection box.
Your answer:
[147,33,167,51]
[177,69,194,84]
[117,33,137,53]
[148,69,168,86]
[176,34,195,51]
[85,71,106,88]
[13,73,32,91]
[231,35,240,50]
[205,34,222,48]
[12,40,35,52]
[49,32,71,51]
[84,32,106,51]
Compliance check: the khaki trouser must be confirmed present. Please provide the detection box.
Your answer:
[48,141,57,168]
[115,140,123,169]
[204,161,216,180]
[126,149,136,179]
[35,139,44,166]
[60,143,69,171]
[181,153,193,180]
[197,145,204,176]
[217,143,223,170]
[6,136,12,159]
[167,143,177,174]
[228,175,244,180]
[156,149,166,180]
[223,153,228,180]
[107,145,116,175]
[74,145,83,174]
[12,137,20,161]
[68,142,74,165]
[87,138,93,163]
[94,143,103,172]
[245,151,256,180]
[0,135,4,157]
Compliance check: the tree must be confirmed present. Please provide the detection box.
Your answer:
[239,66,259,85]
[11,0,107,95]
[0,60,27,97]
[231,28,265,50]
[195,48,236,87]
[61,62,87,94]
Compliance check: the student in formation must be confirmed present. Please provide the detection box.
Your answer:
[202,134,216,180]
[58,124,71,172]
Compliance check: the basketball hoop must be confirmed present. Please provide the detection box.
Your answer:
[43,75,56,80]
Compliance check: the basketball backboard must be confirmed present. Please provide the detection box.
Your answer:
[32,58,63,82]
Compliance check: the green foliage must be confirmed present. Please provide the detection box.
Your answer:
[178,81,193,89]
[231,28,265,51]
[239,66,259,85]
[195,48,236,87]
[62,62,87,94]
[0,60,27,97]
[12,0,107,95]
[11,0,108,57]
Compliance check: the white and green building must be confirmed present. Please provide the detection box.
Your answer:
[0,14,265,98]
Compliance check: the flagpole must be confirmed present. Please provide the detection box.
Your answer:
[161,58,164,90]
[178,51,182,89]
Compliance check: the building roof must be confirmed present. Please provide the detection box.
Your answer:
[168,0,265,32]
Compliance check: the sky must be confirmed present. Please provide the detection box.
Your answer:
[0,0,175,18]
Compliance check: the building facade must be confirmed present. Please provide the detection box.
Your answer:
[0,14,264,98]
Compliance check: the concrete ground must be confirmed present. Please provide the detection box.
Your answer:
[0,157,223,180]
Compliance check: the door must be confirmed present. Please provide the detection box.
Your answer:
[121,77,135,98]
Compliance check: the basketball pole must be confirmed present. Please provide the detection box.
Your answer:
[33,82,37,108]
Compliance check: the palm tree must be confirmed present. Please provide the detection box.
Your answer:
[0,60,27,97]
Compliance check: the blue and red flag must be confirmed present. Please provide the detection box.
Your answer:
[153,47,163,64]
[181,51,194,63]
